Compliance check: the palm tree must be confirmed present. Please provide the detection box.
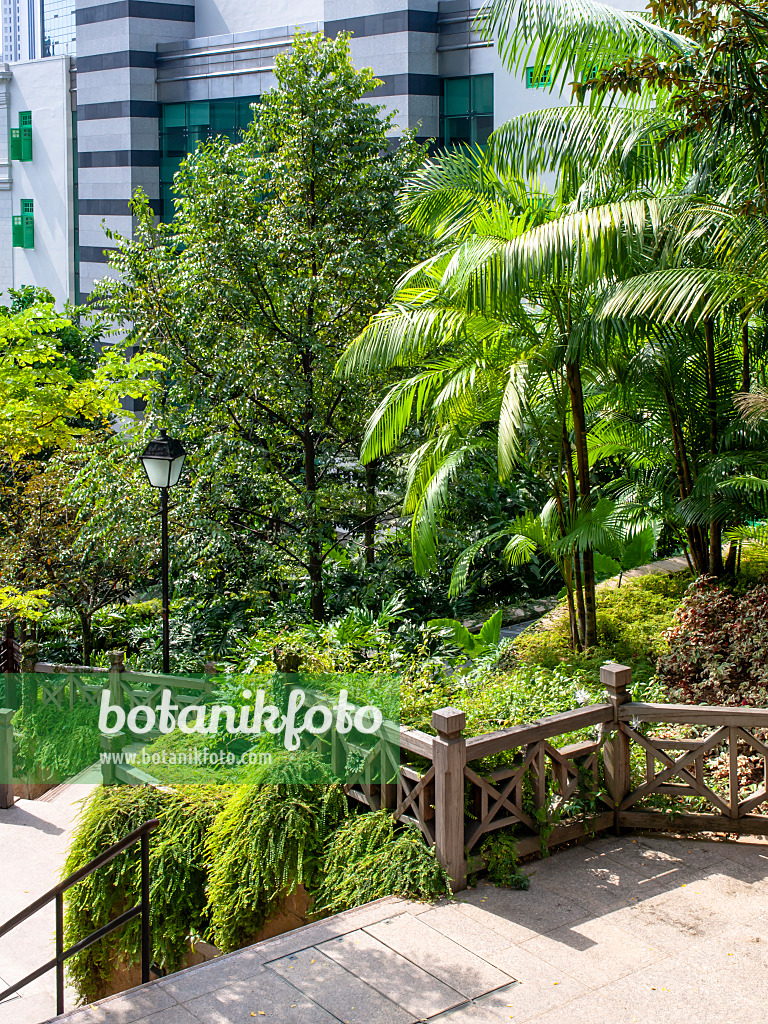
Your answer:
[339,145,667,647]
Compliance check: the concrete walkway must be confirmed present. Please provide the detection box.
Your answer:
[50,832,768,1024]
[0,785,93,1024]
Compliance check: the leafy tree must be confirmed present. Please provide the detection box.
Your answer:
[100,31,425,620]
[1,453,155,664]
[0,301,159,462]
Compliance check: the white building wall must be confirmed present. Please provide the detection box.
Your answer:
[3,55,74,301]
[194,0,323,38]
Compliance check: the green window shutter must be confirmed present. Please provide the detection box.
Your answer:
[12,215,23,247]
[18,112,32,160]
[10,128,21,161]
[22,215,34,249]
[20,200,34,248]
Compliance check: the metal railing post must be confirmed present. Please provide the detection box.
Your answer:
[55,892,64,1016]
[141,830,151,984]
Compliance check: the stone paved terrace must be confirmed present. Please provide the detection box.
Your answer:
[43,832,768,1024]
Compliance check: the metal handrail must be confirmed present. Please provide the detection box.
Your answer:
[0,818,160,1017]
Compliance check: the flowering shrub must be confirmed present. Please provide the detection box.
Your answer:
[657,576,768,706]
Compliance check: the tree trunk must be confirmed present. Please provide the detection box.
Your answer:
[554,485,581,652]
[724,542,738,575]
[303,424,325,622]
[705,317,723,576]
[78,611,93,667]
[566,359,597,647]
[742,320,751,394]
[666,395,708,575]
[364,461,377,566]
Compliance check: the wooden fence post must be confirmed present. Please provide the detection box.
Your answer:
[101,732,126,787]
[432,707,467,892]
[0,708,16,809]
[602,662,632,832]
[108,651,125,706]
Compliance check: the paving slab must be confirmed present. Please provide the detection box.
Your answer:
[452,884,589,944]
[480,947,588,1021]
[48,833,768,1024]
[181,967,339,1024]
[265,946,414,1024]
[364,912,514,998]
[0,784,95,1022]
[319,929,465,1018]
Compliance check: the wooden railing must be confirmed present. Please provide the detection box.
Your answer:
[4,656,768,894]
[348,663,768,890]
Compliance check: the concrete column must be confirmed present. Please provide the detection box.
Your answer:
[324,0,440,142]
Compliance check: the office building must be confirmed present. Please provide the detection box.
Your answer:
[0,0,628,304]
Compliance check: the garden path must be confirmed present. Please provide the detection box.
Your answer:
[0,784,93,1023]
[50,832,768,1024]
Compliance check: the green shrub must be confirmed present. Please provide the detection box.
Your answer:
[480,832,530,889]
[63,785,229,1003]
[315,811,451,914]
[14,701,101,782]
[205,752,346,952]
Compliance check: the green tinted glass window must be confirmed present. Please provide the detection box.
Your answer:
[471,76,493,115]
[158,95,260,222]
[188,101,211,127]
[440,75,493,150]
[525,66,552,88]
[443,77,470,117]
[162,104,186,129]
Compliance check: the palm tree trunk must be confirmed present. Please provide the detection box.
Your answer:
[666,396,708,574]
[705,317,723,576]
[364,462,377,566]
[554,485,581,652]
[742,320,751,394]
[566,359,597,647]
[562,426,585,648]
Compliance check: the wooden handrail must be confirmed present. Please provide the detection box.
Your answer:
[619,702,768,727]
[465,704,613,760]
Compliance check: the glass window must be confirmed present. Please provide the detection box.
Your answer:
[42,0,75,56]
[525,66,553,89]
[158,95,260,222]
[440,75,493,150]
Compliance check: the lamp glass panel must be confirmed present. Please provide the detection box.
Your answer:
[142,457,172,488]
[168,454,186,487]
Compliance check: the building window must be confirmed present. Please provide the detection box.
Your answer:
[41,0,75,56]
[159,96,259,221]
[13,199,34,248]
[440,75,493,149]
[525,66,553,89]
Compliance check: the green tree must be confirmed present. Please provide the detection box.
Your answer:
[0,302,160,463]
[100,32,425,620]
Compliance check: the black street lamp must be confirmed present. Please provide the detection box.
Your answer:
[139,430,186,674]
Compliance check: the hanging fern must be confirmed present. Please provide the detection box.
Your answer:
[315,811,451,914]
[62,784,230,1004]
[204,751,347,952]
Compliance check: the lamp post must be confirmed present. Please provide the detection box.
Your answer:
[139,430,186,674]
